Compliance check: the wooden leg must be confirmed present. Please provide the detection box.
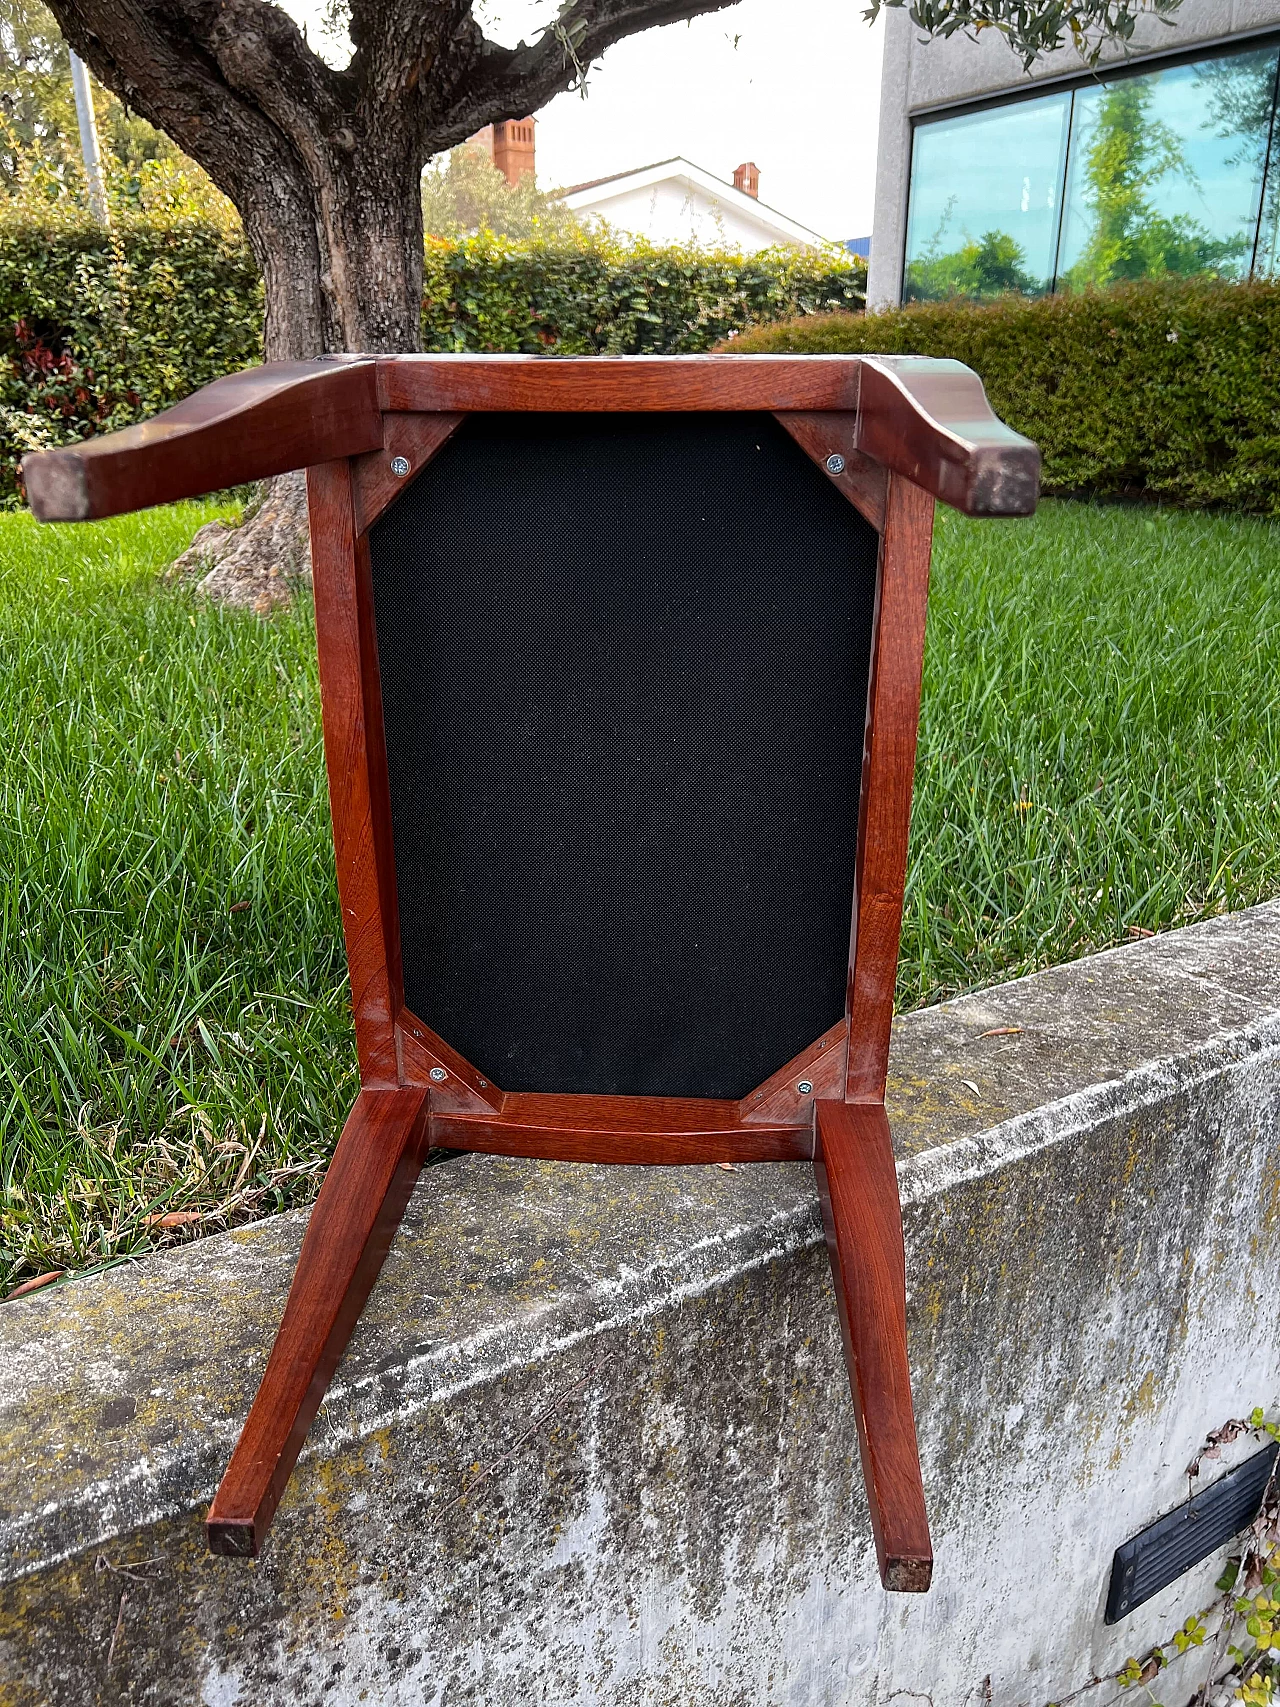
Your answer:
[206,1086,430,1557]
[814,1098,932,1592]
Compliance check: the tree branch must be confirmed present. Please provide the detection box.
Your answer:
[199,0,353,143]
[423,0,742,152]
[43,3,327,201]
[43,1,337,354]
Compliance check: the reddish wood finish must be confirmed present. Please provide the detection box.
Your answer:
[846,474,936,1103]
[22,354,1038,524]
[351,411,464,535]
[308,461,403,1086]
[22,358,381,523]
[814,1099,932,1592]
[776,412,889,532]
[376,354,860,415]
[739,1018,848,1126]
[431,1093,813,1163]
[19,353,1031,1586]
[858,356,1039,518]
[206,1086,430,1557]
[397,1009,503,1114]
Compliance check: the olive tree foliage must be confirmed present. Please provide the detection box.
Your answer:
[0,0,77,186]
[871,0,1182,69]
[39,0,1184,364]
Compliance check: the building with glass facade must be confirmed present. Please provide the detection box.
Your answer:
[867,0,1280,309]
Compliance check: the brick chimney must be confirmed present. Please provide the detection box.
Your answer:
[465,118,536,187]
[732,161,759,199]
[494,118,536,186]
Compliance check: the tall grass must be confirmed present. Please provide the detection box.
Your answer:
[1,498,1277,1292]
[0,506,353,1293]
[904,502,1280,1002]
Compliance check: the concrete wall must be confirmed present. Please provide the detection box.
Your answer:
[3,904,1280,1705]
[867,0,1280,307]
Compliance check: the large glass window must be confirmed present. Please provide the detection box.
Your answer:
[904,94,1071,301]
[1059,48,1277,289]
[902,37,1280,301]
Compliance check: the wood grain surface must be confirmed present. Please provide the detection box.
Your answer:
[376,354,861,415]
[776,412,888,531]
[846,474,935,1103]
[814,1098,932,1592]
[22,353,1039,523]
[430,1092,814,1163]
[22,357,381,522]
[858,355,1039,517]
[308,461,403,1086]
[351,410,465,535]
[206,1086,430,1557]
[739,1019,848,1126]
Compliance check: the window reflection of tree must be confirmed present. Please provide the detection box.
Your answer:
[905,194,1040,303]
[1064,78,1249,290]
[903,45,1280,304]
[1193,50,1280,277]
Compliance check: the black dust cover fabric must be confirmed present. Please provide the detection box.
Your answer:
[368,409,879,1099]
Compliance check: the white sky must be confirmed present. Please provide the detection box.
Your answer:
[281,1,885,239]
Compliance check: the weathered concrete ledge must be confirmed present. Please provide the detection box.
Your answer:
[3,903,1280,1706]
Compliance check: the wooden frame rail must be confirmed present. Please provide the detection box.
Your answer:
[23,353,1039,1594]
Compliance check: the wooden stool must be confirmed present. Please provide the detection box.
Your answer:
[24,353,1039,1590]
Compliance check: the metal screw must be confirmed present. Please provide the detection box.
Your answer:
[429,1066,447,1082]
[825,453,846,475]
[797,1079,814,1095]
[390,455,411,477]
[478,1079,488,1089]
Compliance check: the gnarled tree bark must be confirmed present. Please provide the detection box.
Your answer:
[42,0,740,597]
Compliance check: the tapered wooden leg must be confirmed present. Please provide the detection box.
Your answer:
[814,1098,932,1592]
[207,1086,430,1557]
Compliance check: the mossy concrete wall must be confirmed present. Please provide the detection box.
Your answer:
[3,904,1280,1706]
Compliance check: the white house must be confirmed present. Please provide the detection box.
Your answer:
[557,158,830,253]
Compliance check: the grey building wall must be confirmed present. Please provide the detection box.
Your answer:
[867,0,1280,309]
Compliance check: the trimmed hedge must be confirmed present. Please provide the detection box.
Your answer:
[1,212,864,503]
[1,204,262,495]
[723,279,1280,513]
[421,231,864,354]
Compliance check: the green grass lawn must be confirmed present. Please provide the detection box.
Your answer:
[2,498,1278,1295]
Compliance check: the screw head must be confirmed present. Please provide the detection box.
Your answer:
[825,453,846,475]
[797,1079,814,1095]
[429,1066,447,1082]
[390,455,411,477]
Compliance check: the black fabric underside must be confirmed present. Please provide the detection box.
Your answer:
[368,410,879,1100]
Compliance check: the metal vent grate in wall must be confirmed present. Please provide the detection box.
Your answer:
[1105,1442,1279,1624]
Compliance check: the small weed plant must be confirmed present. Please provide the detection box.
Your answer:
[1109,1411,1280,1707]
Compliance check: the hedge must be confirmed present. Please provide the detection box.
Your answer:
[723,279,1280,513]
[420,230,864,354]
[1,211,864,503]
[1,203,263,494]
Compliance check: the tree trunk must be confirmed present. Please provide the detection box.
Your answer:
[175,143,425,605]
[245,147,426,361]
[42,0,745,606]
